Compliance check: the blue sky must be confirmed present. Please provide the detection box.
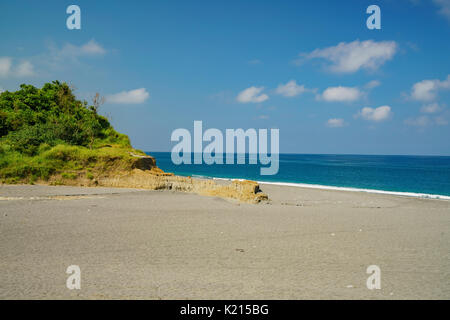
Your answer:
[1,0,450,155]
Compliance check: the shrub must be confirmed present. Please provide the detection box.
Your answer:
[0,81,114,147]
[0,81,137,182]
[61,172,77,180]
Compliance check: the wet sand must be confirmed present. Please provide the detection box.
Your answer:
[0,183,449,299]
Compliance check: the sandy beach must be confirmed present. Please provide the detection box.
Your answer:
[0,183,449,299]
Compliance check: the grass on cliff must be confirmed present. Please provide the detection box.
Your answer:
[0,81,145,184]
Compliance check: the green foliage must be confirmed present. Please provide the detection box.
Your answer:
[61,172,78,180]
[0,81,130,155]
[0,81,136,183]
[0,151,56,183]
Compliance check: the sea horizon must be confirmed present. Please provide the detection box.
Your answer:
[147,151,450,157]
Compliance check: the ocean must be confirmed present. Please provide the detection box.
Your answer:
[147,152,450,199]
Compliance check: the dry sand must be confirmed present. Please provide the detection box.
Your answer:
[0,183,449,299]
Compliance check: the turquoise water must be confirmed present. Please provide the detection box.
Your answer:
[147,152,450,198]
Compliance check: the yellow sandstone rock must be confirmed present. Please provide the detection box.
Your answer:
[48,153,268,203]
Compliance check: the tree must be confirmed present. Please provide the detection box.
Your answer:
[91,92,105,114]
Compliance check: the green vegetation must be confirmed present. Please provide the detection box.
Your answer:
[0,81,145,184]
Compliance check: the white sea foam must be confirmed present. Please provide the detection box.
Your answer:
[192,174,212,179]
[256,181,450,200]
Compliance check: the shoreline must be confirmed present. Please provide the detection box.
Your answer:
[204,176,450,201]
[3,171,450,201]
[257,181,450,201]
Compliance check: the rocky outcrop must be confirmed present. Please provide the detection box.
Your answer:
[98,169,268,203]
[50,152,269,203]
[129,152,157,170]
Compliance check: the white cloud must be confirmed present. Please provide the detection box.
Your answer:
[433,0,450,21]
[357,105,392,122]
[435,115,448,125]
[299,40,397,73]
[79,40,106,55]
[405,115,448,127]
[0,57,35,77]
[236,86,269,103]
[15,61,35,77]
[106,88,150,104]
[411,80,437,101]
[58,39,106,57]
[275,80,308,97]
[321,86,362,102]
[0,87,4,94]
[411,75,450,101]
[404,115,431,127]
[42,39,107,69]
[326,118,345,127]
[27,39,108,72]
[420,103,442,114]
[365,80,381,89]
[0,40,105,78]
[0,57,12,77]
